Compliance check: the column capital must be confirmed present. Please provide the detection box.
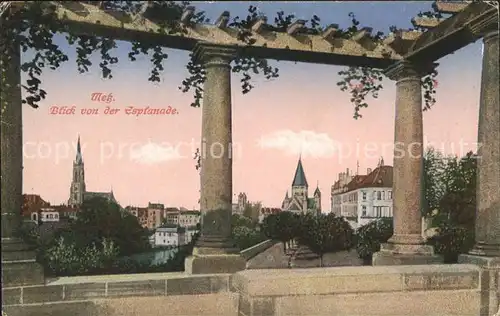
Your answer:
[193,42,237,67]
[384,60,437,82]
[467,9,498,38]
[483,29,499,44]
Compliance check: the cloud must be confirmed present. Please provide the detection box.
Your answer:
[130,142,183,164]
[258,130,339,158]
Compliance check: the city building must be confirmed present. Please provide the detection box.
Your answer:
[22,194,79,222]
[153,226,186,247]
[281,158,321,215]
[68,136,117,207]
[184,226,199,244]
[232,192,248,215]
[258,207,282,223]
[30,208,60,223]
[163,207,180,225]
[126,204,200,230]
[178,210,200,228]
[22,194,50,218]
[331,158,393,229]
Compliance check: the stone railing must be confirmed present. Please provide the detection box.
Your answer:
[2,264,486,316]
[234,264,482,316]
[240,239,277,261]
[2,272,238,316]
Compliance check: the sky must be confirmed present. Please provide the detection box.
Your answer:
[22,1,483,211]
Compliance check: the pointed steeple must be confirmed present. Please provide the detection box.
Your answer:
[75,135,83,164]
[314,181,321,196]
[292,158,308,187]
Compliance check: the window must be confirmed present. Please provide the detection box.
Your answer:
[388,191,392,199]
[377,192,381,200]
[375,207,381,217]
[362,206,367,216]
[362,192,366,200]
[382,191,385,200]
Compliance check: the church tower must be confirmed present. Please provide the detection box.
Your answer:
[291,157,308,210]
[314,182,322,215]
[291,158,308,197]
[68,136,86,206]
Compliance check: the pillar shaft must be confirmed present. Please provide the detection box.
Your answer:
[1,39,45,286]
[387,60,426,245]
[185,43,246,274]
[196,43,236,248]
[372,60,441,265]
[1,42,23,239]
[470,30,500,257]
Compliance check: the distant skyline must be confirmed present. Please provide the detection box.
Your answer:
[22,2,482,211]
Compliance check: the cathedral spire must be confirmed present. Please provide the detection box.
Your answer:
[291,157,308,187]
[75,135,83,164]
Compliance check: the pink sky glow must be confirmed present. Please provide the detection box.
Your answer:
[22,22,482,212]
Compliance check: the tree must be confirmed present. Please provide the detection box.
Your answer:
[425,150,477,263]
[355,218,393,264]
[58,197,151,256]
[423,147,448,216]
[232,214,254,229]
[300,214,354,267]
[261,211,298,253]
[261,213,279,240]
[243,202,261,224]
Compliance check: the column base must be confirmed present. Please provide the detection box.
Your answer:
[1,238,45,286]
[184,246,246,274]
[459,254,500,316]
[372,242,443,266]
[467,242,500,258]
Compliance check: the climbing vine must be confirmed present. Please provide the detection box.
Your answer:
[0,1,443,171]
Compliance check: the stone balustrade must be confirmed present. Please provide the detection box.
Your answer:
[2,264,483,316]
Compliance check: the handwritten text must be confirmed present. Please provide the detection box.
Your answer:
[49,105,179,116]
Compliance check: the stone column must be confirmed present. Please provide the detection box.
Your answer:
[185,42,245,274]
[372,60,441,266]
[459,29,499,316]
[1,40,44,285]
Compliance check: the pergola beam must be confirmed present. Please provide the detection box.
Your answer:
[405,2,497,62]
[34,2,402,68]
[383,30,422,55]
[433,1,469,14]
[411,17,441,29]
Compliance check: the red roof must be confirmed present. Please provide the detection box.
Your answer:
[332,165,393,194]
[260,207,281,215]
[21,194,50,216]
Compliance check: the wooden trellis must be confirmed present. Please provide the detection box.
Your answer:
[2,1,496,68]
[407,1,498,62]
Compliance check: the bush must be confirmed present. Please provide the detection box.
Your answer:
[427,224,474,263]
[43,237,119,276]
[355,218,393,264]
[232,226,266,250]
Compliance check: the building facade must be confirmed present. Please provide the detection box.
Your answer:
[153,226,185,247]
[178,210,200,227]
[232,192,248,215]
[126,204,200,230]
[68,136,117,207]
[331,159,393,229]
[281,158,321,215]
[22,194,79,222]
